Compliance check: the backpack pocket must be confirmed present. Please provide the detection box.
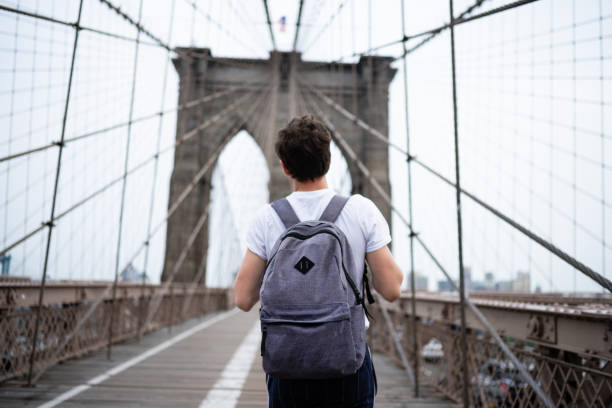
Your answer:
[260,302,361,379]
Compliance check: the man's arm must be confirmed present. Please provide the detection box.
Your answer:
[234,249,267,311]
[366,245,403,302]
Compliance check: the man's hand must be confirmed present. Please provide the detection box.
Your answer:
[234,249,266,311]
[366,246,403,302]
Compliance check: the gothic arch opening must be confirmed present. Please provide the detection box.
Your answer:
[205,133,352,287]
[206,130,269,287]
[328,141,352,195]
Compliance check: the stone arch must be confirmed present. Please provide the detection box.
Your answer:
[163,49,395,283]
[205,130,269,287]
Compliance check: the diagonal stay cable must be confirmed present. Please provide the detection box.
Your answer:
[301,86,555,408]
[137,203,210,337]
[262,0,277,50]
[301,0,349,53]
[97,0,172,51]
[301,0,488,70]
[181,0,269,56]
[0,85,266,257]
[137,85,273,337]
[302,0,536,71]
[29,85,271,383]
[385,0,537,55]
[0,3,266,67]
[394,0,539,57]
[138,0,178,340]
[175,84,276,323]
[100,0,267,71]
[292,0,305,51]
[0,83,245,164]
[413,233,554,407]
[299,85,417,381]
[395,0,488,59]
[375,292,416,385]
[299,80,408,155]
[0,4,160,47]
[301,80,612,294]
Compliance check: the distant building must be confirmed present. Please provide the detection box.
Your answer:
[513,271,530,292]
[484,272,495,287]
[436,270,531,293]
[438,279,455,292]
[495,280,514,292]
[120,263,149,283]
[464,266,472,291]
[495,271,531,292]
[407,272,429,291]
[0,254,10,275]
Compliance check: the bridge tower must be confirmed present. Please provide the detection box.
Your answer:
[163,48,396,283]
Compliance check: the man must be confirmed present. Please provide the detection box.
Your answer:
[234,115,403,407]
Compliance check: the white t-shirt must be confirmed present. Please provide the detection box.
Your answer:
[246,188,391,281]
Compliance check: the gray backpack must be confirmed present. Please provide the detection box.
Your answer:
[259,195,374,379]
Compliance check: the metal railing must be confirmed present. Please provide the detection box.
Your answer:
[368,292,612,407]
[0,282,233,383]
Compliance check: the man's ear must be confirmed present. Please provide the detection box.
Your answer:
[280,160,291,177]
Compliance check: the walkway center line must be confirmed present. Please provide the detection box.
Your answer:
[199,320,261,408]
[38,308,239,408]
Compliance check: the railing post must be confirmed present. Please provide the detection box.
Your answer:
[26,0,84,386]
[400,0,420,398]
[107,0,144,360]
[448,0,471,406]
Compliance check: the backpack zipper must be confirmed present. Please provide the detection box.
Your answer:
[266,229,363,305]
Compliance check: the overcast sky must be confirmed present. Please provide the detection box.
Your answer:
[0,0,610,293]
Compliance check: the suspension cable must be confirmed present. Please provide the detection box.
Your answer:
[262,0,277,50]
[300,80,612,294]
[30,84,272,382]
[303,0,538,70]
[301,0,349,53]
[137,85,273,336]
[300,83,556,408]
[26,0,85,386]
[107,0,146,360]
[400,0,420,397]
[0,4,160,47]
[292,0,305,51]
[0,85,266,258]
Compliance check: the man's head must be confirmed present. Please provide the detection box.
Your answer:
[275,115,331,182]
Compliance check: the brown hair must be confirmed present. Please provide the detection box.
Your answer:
[275,115,331,182]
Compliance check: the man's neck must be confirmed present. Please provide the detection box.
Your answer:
[292,177,328,192]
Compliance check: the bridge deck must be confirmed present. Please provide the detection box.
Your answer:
[0,310,456,407]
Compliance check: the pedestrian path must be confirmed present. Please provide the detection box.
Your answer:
[0,309,456,407]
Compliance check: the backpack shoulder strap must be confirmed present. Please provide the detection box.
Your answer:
[271,198,300,229]
[319,195,349,223]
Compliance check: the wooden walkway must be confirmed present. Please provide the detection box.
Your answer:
[0,309,456,407]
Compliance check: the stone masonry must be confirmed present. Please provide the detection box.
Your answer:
[163,48,396,283]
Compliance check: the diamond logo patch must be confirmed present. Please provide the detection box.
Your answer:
[294,256,315,274]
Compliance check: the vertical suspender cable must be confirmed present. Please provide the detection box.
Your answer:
[350,1,357,116]
[27,0,85,386]
[263,0,277,50]
[548,1,554,291]
[139,0,177,341]
[107,0,145,360]
[572,0,577,292]
[399,0,419,398]
[292,0,304,51]
[448,0,471,406]
[600,0,606,289]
